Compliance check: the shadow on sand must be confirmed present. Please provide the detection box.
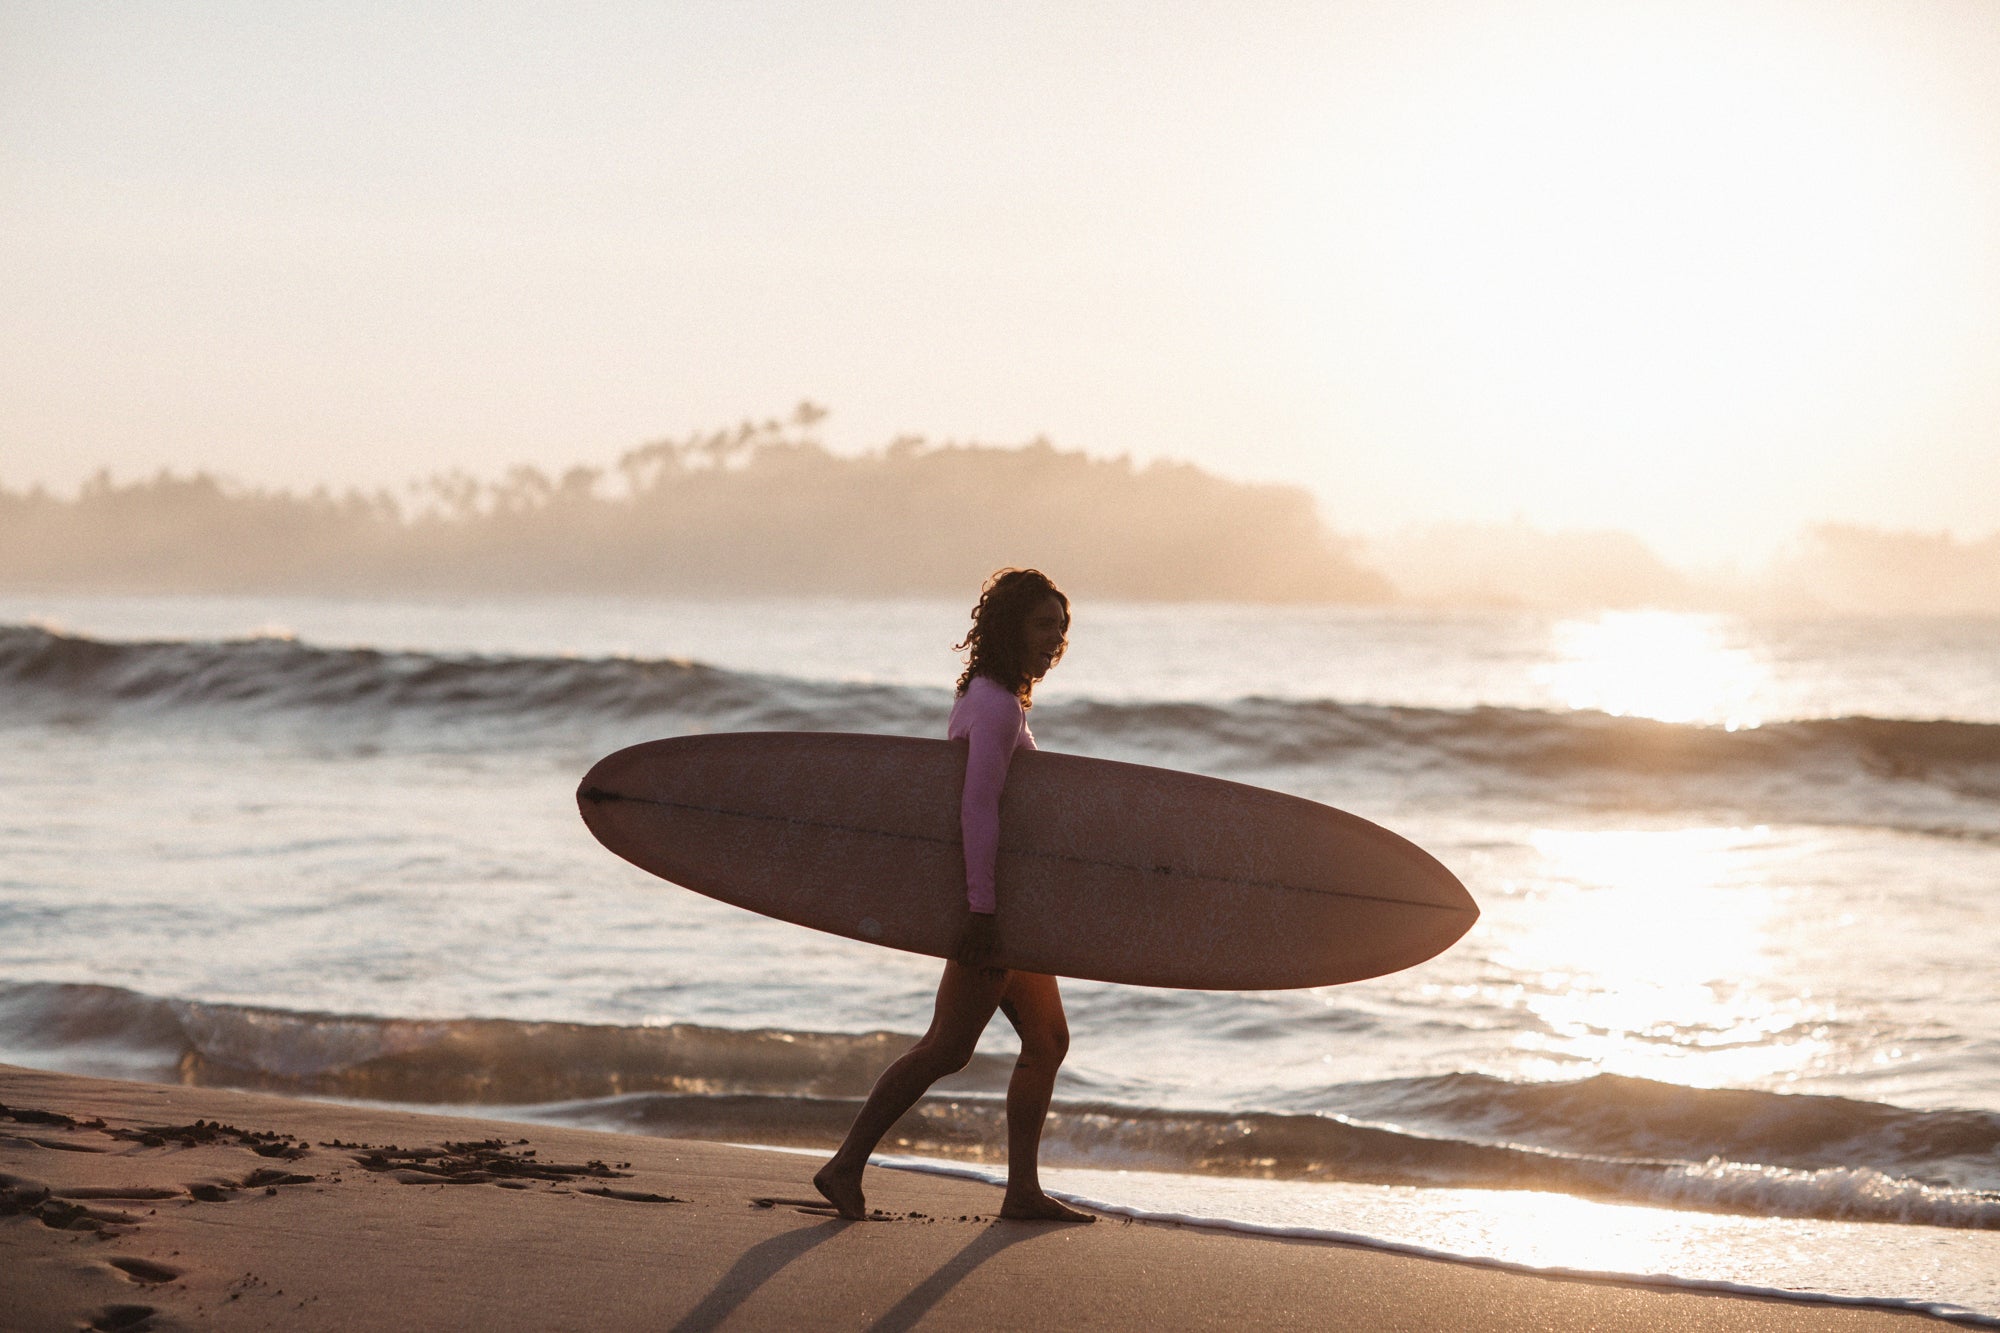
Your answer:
[669,1216,1043,1333]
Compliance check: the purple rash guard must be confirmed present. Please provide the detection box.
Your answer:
[947,674,1035,915]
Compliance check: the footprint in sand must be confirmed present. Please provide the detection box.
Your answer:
[750,1196,972,1221]
[57,1187,182,1201]
[7,1195,146,1232]
[240,1167,316,1189]
[106,1256,182,1285]
[87,1304,157,1332]
[5,1133,113,1154]
[578,1185,684,1203]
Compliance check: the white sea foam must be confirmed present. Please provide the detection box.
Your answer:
[873,1156,2000,1326]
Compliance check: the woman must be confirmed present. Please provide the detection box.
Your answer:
[813,569,1095,1223]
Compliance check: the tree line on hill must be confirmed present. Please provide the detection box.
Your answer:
[6,408,1994,612]
[0,409,1388,603]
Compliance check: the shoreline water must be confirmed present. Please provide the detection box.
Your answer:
[0,1064,1977,1331]
[9,1017,2000,1322]
[7,978,1997,1233]
[875,1159,2000,1329]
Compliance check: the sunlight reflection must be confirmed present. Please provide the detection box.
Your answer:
[1399,1186,1717,1277]
[1494,827,1833,1087]
[1030,1165,2000,1316]
[1537,611,1770,726]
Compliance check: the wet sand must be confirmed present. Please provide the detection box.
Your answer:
[0,1064,1961,1332]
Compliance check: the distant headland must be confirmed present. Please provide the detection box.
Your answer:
[3,408,1995,613]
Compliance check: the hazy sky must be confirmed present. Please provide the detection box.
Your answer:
[4,0,1997,565]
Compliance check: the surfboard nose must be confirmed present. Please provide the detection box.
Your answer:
[576,743,661,846]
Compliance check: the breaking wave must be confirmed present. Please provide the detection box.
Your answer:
[0,622,930,736]
[6,623,1997,836]
[4,981,1995,1230]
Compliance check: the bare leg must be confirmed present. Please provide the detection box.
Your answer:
[995,971,1094,1223]
[814,960,1008,1219]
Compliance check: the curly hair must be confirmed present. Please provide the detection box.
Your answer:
[954,568,1069,705]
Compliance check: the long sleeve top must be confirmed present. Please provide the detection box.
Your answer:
[946,674,1035,914]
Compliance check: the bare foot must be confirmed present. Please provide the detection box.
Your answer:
[999,1192,1096,1223]
[812,1161,867,1220]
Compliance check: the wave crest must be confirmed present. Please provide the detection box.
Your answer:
[4,981,1994,1230]
[7,624,1997,836]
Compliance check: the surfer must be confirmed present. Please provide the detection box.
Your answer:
[814,568,1095,1224]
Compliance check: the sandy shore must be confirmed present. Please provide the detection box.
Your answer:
[0,1064,1961,1332]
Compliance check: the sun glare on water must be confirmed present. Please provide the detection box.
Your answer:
[1495,826,1833,1088]
[1536,611,1771,727]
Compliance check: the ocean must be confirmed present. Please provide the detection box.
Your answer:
[2,593,1996,1323]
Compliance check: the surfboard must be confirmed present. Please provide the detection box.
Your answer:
[577,732,1477,990]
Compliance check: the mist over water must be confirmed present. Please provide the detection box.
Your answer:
[3,594,1997,1317]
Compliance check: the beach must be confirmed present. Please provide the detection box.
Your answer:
[11,0,2000,1320]
[1,1065,1967,1332]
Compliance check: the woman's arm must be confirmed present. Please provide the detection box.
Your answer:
[958,686,1022,916]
